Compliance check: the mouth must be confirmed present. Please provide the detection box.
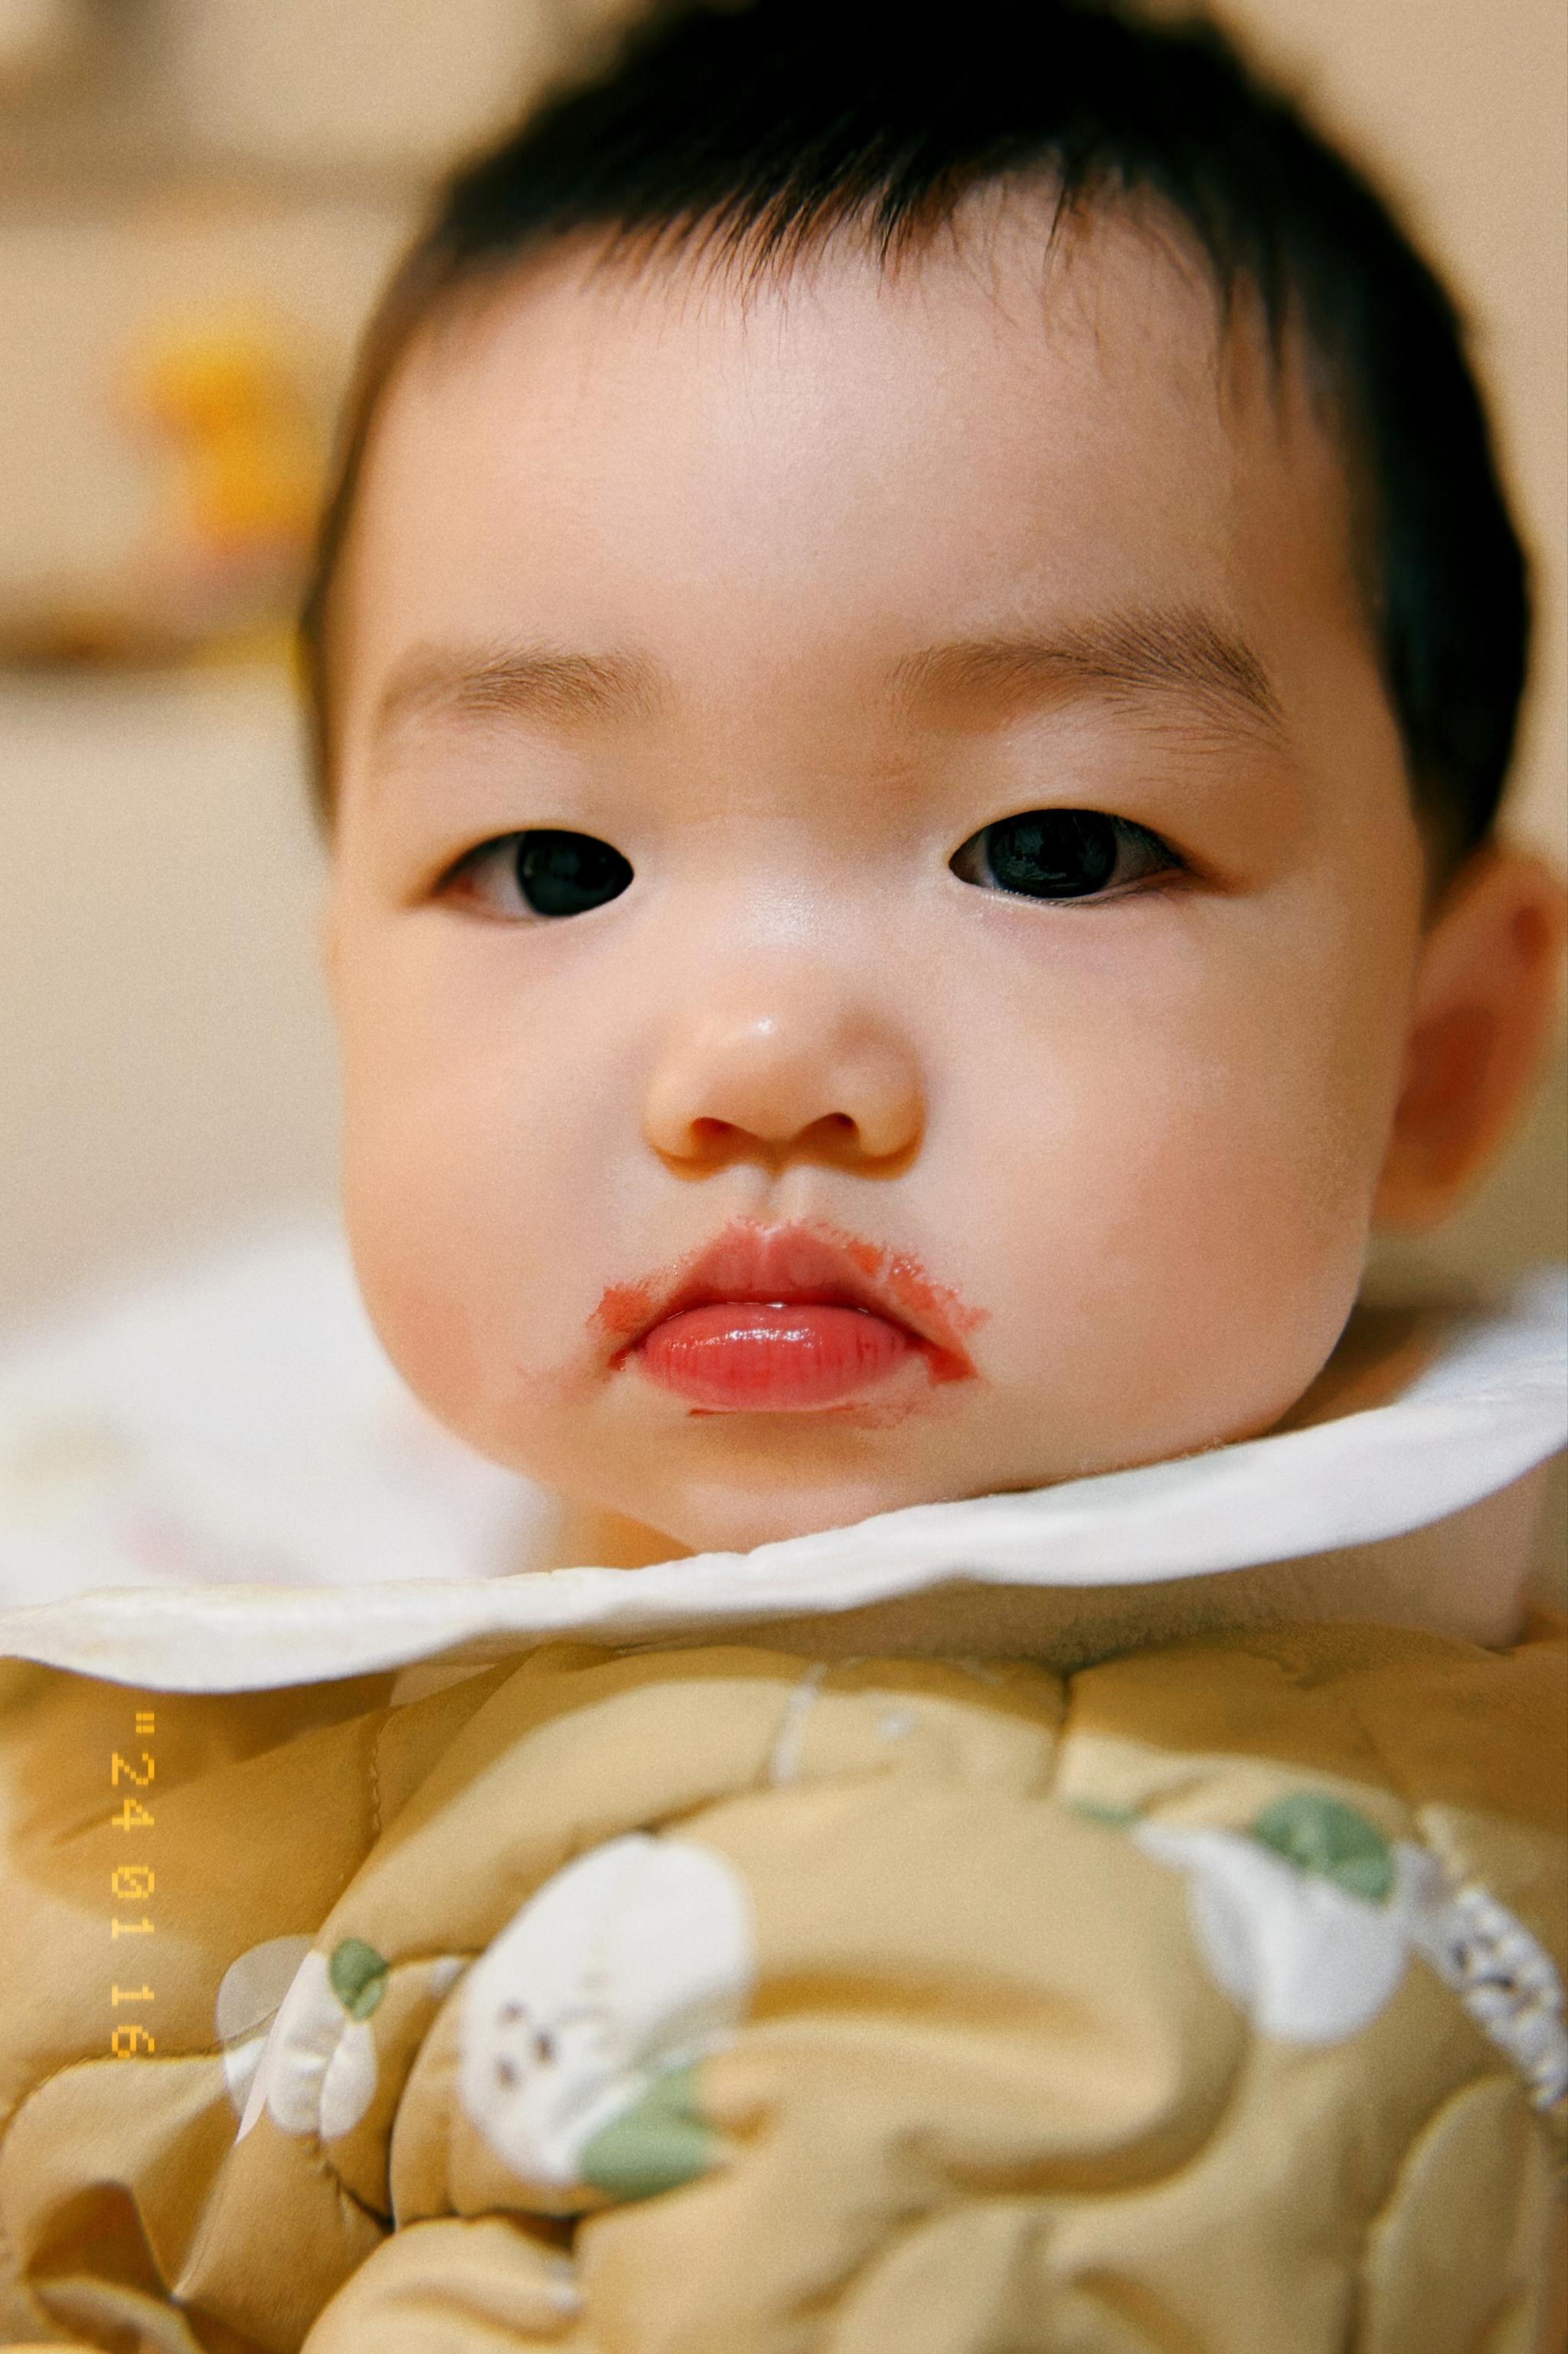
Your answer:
[595,1222,982,1414]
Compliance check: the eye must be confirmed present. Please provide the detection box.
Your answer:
[448,828,634,919]
[949,809,1179,902]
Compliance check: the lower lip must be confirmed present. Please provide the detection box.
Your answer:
[634,1300,916,1411]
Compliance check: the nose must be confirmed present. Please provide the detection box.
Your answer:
[642,981,924,1169]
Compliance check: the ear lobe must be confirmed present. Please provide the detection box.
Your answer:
[1374,846,1567,1231]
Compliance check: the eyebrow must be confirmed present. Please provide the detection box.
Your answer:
[369,603,1286,763]
[890,606,1288,744]
[371,640,665,757]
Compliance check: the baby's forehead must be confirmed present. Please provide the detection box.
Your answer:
[374,198,1344,547]
[329,194,1368,805]
[401,188,1301,451]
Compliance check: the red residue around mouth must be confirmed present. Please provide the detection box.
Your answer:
[592,1221,985,1412]
[838,1237,985,1382]
[595,1272,664,1345]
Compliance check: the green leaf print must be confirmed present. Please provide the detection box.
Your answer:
[328,1937,389,2020]
[1069,1798,1141,1830]
[1248,1793,1395,1904]
[580,2061,716,2202]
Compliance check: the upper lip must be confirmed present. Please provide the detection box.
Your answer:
[600,1221,975,1370]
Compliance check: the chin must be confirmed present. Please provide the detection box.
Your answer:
[646,1464,959,1557]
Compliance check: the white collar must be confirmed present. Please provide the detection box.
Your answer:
[0,1244,1560,1694]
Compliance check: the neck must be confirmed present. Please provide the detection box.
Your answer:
[541,1498,695,1573]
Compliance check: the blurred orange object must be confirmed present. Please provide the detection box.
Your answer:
[123,312,325,653]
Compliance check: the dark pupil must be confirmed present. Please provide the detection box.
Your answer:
[514,830,633,917]
[984,809,1117,899]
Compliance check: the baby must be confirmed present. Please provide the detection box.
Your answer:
[2,2,1565,2347]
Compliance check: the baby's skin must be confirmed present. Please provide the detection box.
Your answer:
[318,187,1563,1610]
[6,147,1568,2354]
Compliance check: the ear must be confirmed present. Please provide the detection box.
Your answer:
[1374,845,1567,1231]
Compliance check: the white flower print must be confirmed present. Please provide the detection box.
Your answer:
[233,1936,392,2144]
[1132,1817,1429,2045]
[1131,1789,1568,2109]
[459,1833,755,2202]
[215,1933,315,2117]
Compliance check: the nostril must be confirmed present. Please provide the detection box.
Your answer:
[643,1015,923,1167]
[688,1116,737,1150]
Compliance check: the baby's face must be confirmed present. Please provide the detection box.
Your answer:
[325,201,1426,1552]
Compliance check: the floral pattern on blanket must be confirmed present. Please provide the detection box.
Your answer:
[217,1832,756,2203]
[1125,1790,1568,2107]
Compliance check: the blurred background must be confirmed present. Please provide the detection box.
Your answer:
[0,0,1562,1578]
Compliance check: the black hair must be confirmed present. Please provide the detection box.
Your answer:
[300,0,1530,869]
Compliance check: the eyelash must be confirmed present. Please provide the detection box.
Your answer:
[949,809,1183,904]
[443,830,634,920]
[441,807,1184,921]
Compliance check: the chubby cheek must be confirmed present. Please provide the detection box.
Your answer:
[335,965,612,1461]
[961,911,1410,1460]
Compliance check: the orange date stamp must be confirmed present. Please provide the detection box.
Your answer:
[109,1707,157,2057]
